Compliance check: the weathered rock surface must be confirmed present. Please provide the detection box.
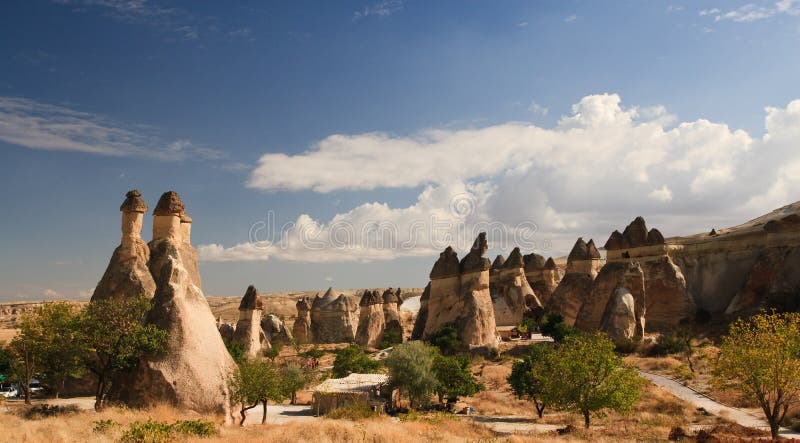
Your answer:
[355,290,385,348]
[546,238,600,325]
[261,313,293,345]
[91,190,155,303]
[311,287,358,343]
[642,257,695,329]
[524,253,558,305]
[218,322,235,343]
[492,248,541,326]
[293,297,313,344]
[599,288,637,343]
[421,233,498,352]
[233,285,265,357]
[410,283,430,340]
[382,288,404,343]
[119,192,236,417]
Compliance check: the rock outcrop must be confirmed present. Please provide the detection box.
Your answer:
[293,297,313,344]
[382,288,404,344]
[355,290,385,348]
[261,314,293,345]
[411,283,430,340]
[311,287,358,343]
[492,248,542,326]
[598,263,646,343]
[119,191,236,418]
[420,233,498,352]
[545,238,600,325]
[91,190,156,302]
[233,285,266,357]
[524,253,558,305]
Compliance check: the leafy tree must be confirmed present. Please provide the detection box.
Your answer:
[713,312,800,439]
[539,333,642,427]
[432,353,484,403]
[34,303,85,398]
[650,327,694,372]
[226,341,246,364]
[384,341,439,408]
[377,329,403,350]
[78,296,167,411]
[229,358,286,425]
[8,308,50,404]
[538,314,579,343]
[428,324,461,355]
[280,363,309,405]
[332,344,381,378]
[0,343,13,381]
[508,345,552,418]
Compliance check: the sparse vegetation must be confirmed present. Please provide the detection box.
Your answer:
[385,341,439,408]
[121,418,217,443]
[331,344,381,378]
[228,358,286,425]
[713,311,800,439]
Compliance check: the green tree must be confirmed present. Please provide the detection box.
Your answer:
[332,344,381,378]
[508,345,552,418]
[226,341,246,364]
[384,341,439,408]
[263,342,282,362]
[34,303,85,398]
[540,333,642,427]
[280,363,309,405]
[78,296,167,411]
[713,312,800,439]
[0,343,13,381]
[8,309,49,404]
[432,353,484,403]
[428,324,461,355]
[229,358,286,425]
[538,314,578,343]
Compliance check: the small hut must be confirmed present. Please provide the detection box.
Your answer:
[311,373,391,415]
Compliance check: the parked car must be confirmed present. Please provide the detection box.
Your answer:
[0,384,18,399]
[28,379,43,394]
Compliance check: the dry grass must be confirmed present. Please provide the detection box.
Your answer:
[0,327,19,343]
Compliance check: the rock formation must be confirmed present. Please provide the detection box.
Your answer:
[118,191,236,418]
[492,248,542,326]
[293,297,313,344]
[411,283,430,340]
[355,290,385,348]
[597,263,646,343]
[524,253,559,305]
[233,285,266,357]
[261,314,293,345]
[420,234,498,352]
[218,322,235,343]
[604,218,695,329]
[91,190,156,302]
[545,238,600,325]
[382,288,404,344]
[311,287,358,343]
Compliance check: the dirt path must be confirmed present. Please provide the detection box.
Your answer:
[640,371,800,438]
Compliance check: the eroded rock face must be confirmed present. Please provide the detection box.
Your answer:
[600,288,637,343]
[311,287,358,343]
[546,238,601,325]
[355,290,385,348]
[382,288,404,344]
[218,323,235,343]
[421,233,498,352]
[120,193,235,417]
[492,248,542,326]
[91,190,155,303]
[261,314,293,345]
[293,297,313,344]
[233,285,265,358]
[411,283,430,340]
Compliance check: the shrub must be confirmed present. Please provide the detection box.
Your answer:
[171,419,218,437]
[22,403,80,419]
[648,328,691,357]
[93,419,118,433]
[428,324,461,355]
[539,314,579,343]
[377,329,403,349]
[121,419,218,443]
[332,344,381,378]
[325,403,378,420]
[226,341,245,364]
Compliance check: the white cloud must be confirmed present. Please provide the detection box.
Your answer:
[43,289,61,298]
[205,94,800,263]
[354,0,404,20]
[701,1,800,23]
[528,101,549,116]
[0,96,223,160]
[564,15,577,23]
[517,21,529,27]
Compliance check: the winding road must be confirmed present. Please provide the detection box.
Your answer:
[639,370,800,438]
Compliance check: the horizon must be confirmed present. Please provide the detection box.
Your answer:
[2,0,800,301]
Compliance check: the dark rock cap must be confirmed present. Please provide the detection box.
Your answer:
[460,232,491,273]
[765,214,800,232]
[239,285,263,311]
[382,288,401,304]
[359,290,382,306]
[430,246,460,279]
[647,228,665,245]
[153,191,185,216]
[491,255,506,270]
[296,297,312,311]
[504,247,525,269]
[544,257,557,269]
[120,189,148,213]
[524,253,546,272]
[567,238,590,262]
[604,230,625,251]
[622,216,648,247]
[586,240,601,259]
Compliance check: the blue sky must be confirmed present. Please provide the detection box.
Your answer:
[2,0,800,301]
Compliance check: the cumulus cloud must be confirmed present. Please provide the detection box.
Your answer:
[203,93,800,263]
[0,96,223,160]
[353,0,404,20]
[700,1,800,22]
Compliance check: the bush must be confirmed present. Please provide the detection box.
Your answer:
[649,329,691,357]
[539,314,579,343]
[428,324,461,355]
[121,419,218,443]
[614,337,641,355]
[226,341,245,364]
[377,329,403,349]
[325,403,378,420]
[93,419,118,433]
[22,403,80,419]
[332,344,381,378]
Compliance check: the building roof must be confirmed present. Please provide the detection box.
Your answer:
[312,373,388,394]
